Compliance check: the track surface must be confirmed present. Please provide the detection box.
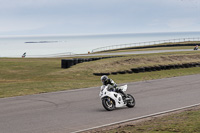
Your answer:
[0,74,200,133]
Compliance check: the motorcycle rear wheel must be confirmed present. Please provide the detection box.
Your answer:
[126,94,135,108]
[102,97,115,111]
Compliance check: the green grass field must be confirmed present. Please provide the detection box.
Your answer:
[1,51,200,98]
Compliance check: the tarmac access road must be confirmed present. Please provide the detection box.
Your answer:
[0,74,200,133]
[63,49,194,57]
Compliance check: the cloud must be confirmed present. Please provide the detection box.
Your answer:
[0,0,66,8]
[167,18,197,29]
[0,18,46,33]
[0,0,200,35]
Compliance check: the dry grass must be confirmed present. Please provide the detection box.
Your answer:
[1,51,200,98]
[102,106,200,133]
[92,51,200,73]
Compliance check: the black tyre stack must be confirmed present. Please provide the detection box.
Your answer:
[92,62,200,76]
[61,56,123,69]
[61,59,73,68]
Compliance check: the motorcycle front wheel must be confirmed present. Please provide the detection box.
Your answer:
[126,94,135,108]
[102,97,115,111]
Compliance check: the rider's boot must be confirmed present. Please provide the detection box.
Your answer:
[117,89,130,101]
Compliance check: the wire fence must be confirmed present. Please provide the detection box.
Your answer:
[91,37,200,53]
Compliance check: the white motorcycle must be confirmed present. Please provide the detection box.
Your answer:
[99,85,135,111]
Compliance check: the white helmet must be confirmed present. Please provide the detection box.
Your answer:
[101,75,108,82]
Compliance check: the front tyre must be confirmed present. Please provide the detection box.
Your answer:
[126,94,135,108]
[102,97,115,111]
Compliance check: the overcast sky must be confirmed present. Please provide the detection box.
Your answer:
[0,0,200,36]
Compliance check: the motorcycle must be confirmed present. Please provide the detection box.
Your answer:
[99,85,135,111]
[194,47,198,50]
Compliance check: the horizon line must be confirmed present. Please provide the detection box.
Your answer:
[1,31,200,38]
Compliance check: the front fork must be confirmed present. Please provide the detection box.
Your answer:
[106,97,112,104]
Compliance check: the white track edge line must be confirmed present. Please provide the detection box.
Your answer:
[72,103,200,133]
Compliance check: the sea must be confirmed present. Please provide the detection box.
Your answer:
[0,31,200,57]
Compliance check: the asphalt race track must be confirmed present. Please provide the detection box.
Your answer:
[0,74,200,133]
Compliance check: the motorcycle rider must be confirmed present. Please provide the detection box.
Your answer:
[101,75,128,100]
[195,45,198,50]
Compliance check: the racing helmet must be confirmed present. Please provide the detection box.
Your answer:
[101,75,108,82]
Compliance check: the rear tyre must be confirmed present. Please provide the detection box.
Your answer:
[126,94,135,108]
[102,97,115,111]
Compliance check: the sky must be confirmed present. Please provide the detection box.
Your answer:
[0,0,200,36]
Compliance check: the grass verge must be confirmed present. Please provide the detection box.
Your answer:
[0,51,200,98]
[100,106,200,133]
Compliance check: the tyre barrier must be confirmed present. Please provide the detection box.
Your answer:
[182,63,190,68]
[93,73,104,76]
[111,72,118,75]
[174,64,180,69]
[93,62,200,76]
[138,67,145,72]
[73,58,78,65]
[61,59,73,68]
[144,67,152,72]
[131,68,139,73]
[93,73,110,76]
[78,58,84,63]
[117,71,126,74]
[126,70,133,74]
[165,65,171,70]
[150,67,157,71]
[155,66,161,71]
[61,56,123,69]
